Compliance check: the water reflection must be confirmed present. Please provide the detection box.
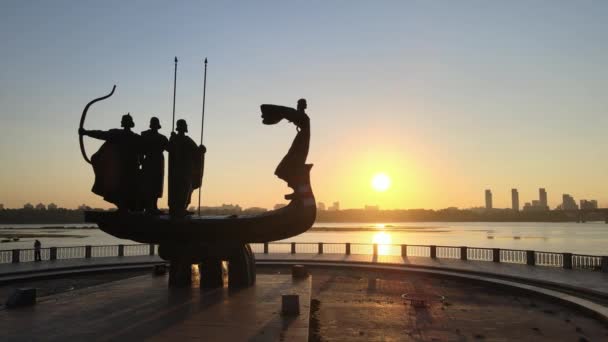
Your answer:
[372,231,392,255]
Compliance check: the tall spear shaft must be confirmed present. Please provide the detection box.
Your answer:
[197,58,208,216]
[200,58,207,145]
[171,56,178,132]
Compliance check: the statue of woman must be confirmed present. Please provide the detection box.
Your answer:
[261,99,311,199]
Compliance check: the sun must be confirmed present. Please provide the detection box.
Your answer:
[371,173,391,192]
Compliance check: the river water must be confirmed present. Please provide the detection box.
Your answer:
[0,221,607,255]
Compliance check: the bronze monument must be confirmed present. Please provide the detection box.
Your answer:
[80,86,315,288]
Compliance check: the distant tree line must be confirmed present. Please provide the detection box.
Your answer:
[0,205,268,224]
[0,208,89,224]
[0,205,597,224]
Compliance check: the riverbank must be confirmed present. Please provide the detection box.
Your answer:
[3,207,606,224]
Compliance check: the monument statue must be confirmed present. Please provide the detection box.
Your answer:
[140,117,169,215]
[79,113,141,211]
[81,85,315,289]
[168,119,206,218]
[261,98,311,200]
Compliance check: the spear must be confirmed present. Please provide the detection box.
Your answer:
[197,58,208,216]
[171,56,178,132]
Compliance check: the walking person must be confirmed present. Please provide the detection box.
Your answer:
[34,239,42,262]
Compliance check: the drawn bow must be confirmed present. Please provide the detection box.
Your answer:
[79,85,116,164]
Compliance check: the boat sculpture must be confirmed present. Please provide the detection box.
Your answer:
[80,86,315,288]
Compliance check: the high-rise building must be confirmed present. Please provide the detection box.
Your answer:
[328,201,340,211]
[511,189,519,211]
[485,189,492,209]
[317,202,326,211]
[539,188,548,210]
[561,194,578,210]
[580,200,598,210]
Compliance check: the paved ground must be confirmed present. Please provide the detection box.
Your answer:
[0,270,148,300]
[1,253,607,298]
[3,265,606,341]
[0,272,311,342]
[256,253,608,298]
[260,266,608,341]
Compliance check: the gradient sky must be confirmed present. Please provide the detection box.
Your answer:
[1,1,607,210]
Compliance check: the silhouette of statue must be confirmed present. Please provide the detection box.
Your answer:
[140,117,169,215]
[261,99,310,199]
[168,119,206,218]
[79,114,141,211]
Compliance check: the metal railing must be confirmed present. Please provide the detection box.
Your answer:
[1,242,607,273]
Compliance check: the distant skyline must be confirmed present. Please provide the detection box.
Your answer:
[0,186,602,211]
[1,1,608,210]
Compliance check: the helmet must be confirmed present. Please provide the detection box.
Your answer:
[121,113,135,128]
[297,98,307,111]
[176,119,188,133]
[149,117,161,129]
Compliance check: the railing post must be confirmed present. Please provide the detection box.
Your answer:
[291,243,296,254]
[85,245,92,258]
[149,244,155,256]
[12,249,20,263]
[601,256,608,273]
[460,246,467,260]
[118,244,124,257]
[318,243,323,254]
[526,250,536,266]
[562,253,572,269]
[401,244,407,257]
[50,247,57,260]
[373,244,378,256]
[493,248,500,263]
[345,243,351,255]
[430,245,436,259]
[263,242,269,254]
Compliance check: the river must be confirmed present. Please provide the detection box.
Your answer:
[0,221,607,255]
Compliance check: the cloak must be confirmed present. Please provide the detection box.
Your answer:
[89,129,141,209]
[261,105,310,186]
[168,133,205,215]
[140,129,168,199]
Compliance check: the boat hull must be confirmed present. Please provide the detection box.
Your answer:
[85,196,316,245]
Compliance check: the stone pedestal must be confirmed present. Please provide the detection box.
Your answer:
[6,288,36,308]
[160,243,256,288]
[168,261,192,287]
[282,294,300,315]
[292,265,308,278]
[200,258,224,288]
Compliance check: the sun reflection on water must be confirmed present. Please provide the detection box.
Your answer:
[372,231,392,255]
